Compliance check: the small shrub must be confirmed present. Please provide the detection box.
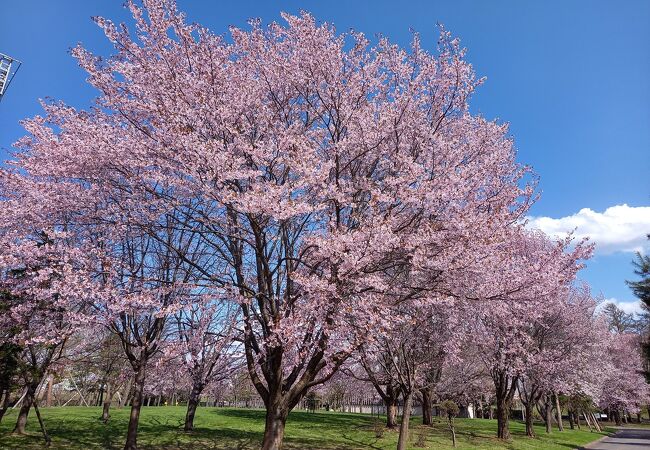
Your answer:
[439,400,459,447]
[414,427,428,447]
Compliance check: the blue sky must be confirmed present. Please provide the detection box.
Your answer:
[1,0,648,312]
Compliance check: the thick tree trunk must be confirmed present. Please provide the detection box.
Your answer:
[124,364,147,450]
[397,392,413,450]
[524,401,535,437]
[371,382,400,429]
[184,381,203,431]
[0,389,12,424]
[261,402,289,450]
[568,410,575,429]
[421,387,433,426]
[614,410,622,426]
[545,396,552,434]
[102,382,112,423]
[554,393,563,431]
[13,382,38,434]
[496,395,510,440]
[494,373,517,440]
[386,398,398,429]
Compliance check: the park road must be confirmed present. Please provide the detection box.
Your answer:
[583,428,650,449]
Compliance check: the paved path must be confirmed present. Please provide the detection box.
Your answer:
[584,428,650,449]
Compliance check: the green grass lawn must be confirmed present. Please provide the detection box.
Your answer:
[0,406,609,449]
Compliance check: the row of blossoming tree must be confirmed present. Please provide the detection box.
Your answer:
[0,1,647,449]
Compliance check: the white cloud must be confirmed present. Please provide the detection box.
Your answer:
[527,204,650,254]
[600,298,645,316]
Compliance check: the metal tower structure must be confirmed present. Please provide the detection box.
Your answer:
[0,53,21,102]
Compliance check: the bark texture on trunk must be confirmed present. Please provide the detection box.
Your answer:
[524,401,535,437]
[13,381,38,434]
[518,382,542,438]
[421,387,433,426]
[102,382,112,423]
[544,396,553,434]
[124,365,147,450]
[386,399,398,429]
[45,376,53,407]
[184,381,203,431]
[494,373,517,440]
[0,389,11,425]
[496,396,510,440]
[396,393,413,450]
[261,403,289,450]
[370,381,400,429]
[554,393,563,431]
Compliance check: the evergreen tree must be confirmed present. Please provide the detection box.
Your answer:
[626,234,650,381]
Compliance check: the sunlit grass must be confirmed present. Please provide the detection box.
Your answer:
[0,406,609,449]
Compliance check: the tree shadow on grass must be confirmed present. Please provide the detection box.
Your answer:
[214,408,375,428]
[208,409,384,450]
[0,413,263,450]
[337,433,387,450]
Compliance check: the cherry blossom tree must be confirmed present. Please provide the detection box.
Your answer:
[470,231,591,439]
[356,300,462,450]
[517,285,602,437]
[99,231,211,449]
[168,301,240,431]
[305,368,376,413]
[0,233,95,436]
[598,332,649,424]
[0,283,25,424]
[1,0,546,448]
[377,314,432,450]
[435,340,491,419]
[347,348,403,428]
[60,330,129,423]
[0,175,211,448]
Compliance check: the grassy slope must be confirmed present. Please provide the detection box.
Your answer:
[0,406,609,449]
